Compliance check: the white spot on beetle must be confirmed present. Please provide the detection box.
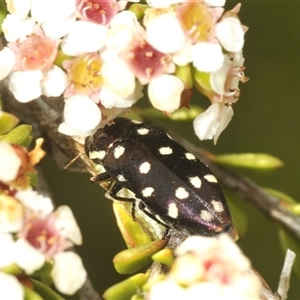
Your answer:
[185,152,196,160]
[89,150,106,160]
[200,210,213,221]
[211,200,224,212]
[159,147,173,155]
[114,145,125,159]
[204,174,218,183]
[175,187,189,199]
[142,187,154,197]
[117,174,126,182]
[168,203,178,218]
[189,176,202,188]
[137,128,149,135]
[139,162,151,174]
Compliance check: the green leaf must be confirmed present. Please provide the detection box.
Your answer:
[27,172,38,186]
[0,124,33,146]
[113,201,152,248]
[103,273,148,300]
[263,187,298,206]
[212,153,283,170]
[128,4,148,20]
[152,248,174,267]
[24,285,44,300]
[113,239,167,274]
[31,279,65,300]
[169,105,204,121]
[175,64,193,89]
[0,112,19,135]
[278,228,300,281]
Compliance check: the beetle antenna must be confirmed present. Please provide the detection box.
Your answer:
[64,152,85,170]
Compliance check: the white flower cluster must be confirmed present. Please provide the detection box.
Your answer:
[0,0,247,142]
[0,141,86,298]
[148,234,262,300]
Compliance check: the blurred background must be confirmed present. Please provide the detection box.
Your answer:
[41,1,300,298]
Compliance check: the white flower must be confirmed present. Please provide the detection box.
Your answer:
[0,141,21,182]
[2,14,35,42]
[0,272,24,300]
[146,0,184,8]
[54,206,82,245]
[41,14,76,40]
[191,42,225,72]
[8,70,43,102]
[14,238,45,274]
[5,0,31,19]
[101,55,136,98]
[204,0,226,6]
[31,0,76,24]
[148,74,184,113]
[61,21,108,56]
[0,233,16,268]
[58,95,101,136]
[215,17,245,52]
[145,12,186,54]
[52,252,87,295]
[15,189,54,216]
[0,47,15,80]
[100,82,143,109]
[41,65,68,97]
[193,103,233,144]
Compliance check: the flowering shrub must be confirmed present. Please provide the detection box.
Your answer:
[0,0,247,143]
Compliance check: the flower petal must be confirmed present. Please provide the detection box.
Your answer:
[53,252,87,295]
[15,238,45,274]
[41,66,68,97]
[0,233,16,268]
[8,71,43,103]
[61,21,107,56]
[0,272,24,300]
[148,74,184,113]
[0,47,15,81]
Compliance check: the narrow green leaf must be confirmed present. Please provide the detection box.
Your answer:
[113,239,167,274]
[213,153,283,170]
[0,124,32,146]
[113,201,152,248]
[128,4,148,20]
[278,228,300,282]
[263,187,298,206]
[24,286,43,300]
[152,248,174,267]
[103,273,148,300]
[0,112,19,135]
[175,64,193,89]
[31,279,65,300]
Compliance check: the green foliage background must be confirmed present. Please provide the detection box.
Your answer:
[41,1,300,298]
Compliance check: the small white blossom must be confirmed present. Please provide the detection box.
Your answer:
[15,189,54,216]
[100,82,143,109]
[0,233,16,268]
[145,13,186,54]
[41,14,76,40]
[191,42,224,72]
[193,103,233,144]
[31,0,76,24]
[146,0,184,8]
[58,95,101,136]
[5,0,31,19]
[53,252,87,295]
[0,141,21,182]
[54,206,82,245]
[15,238,46,274]
[216,17,245,52]
[2,14,35,42]
[41,65,68,97]
[101,55,136,98]
[61,21,108,56]
[204,0,226,6]
[0,272,24,300]
[148,74,184,113]
[8,70,43,102]
[0,48,16,80]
